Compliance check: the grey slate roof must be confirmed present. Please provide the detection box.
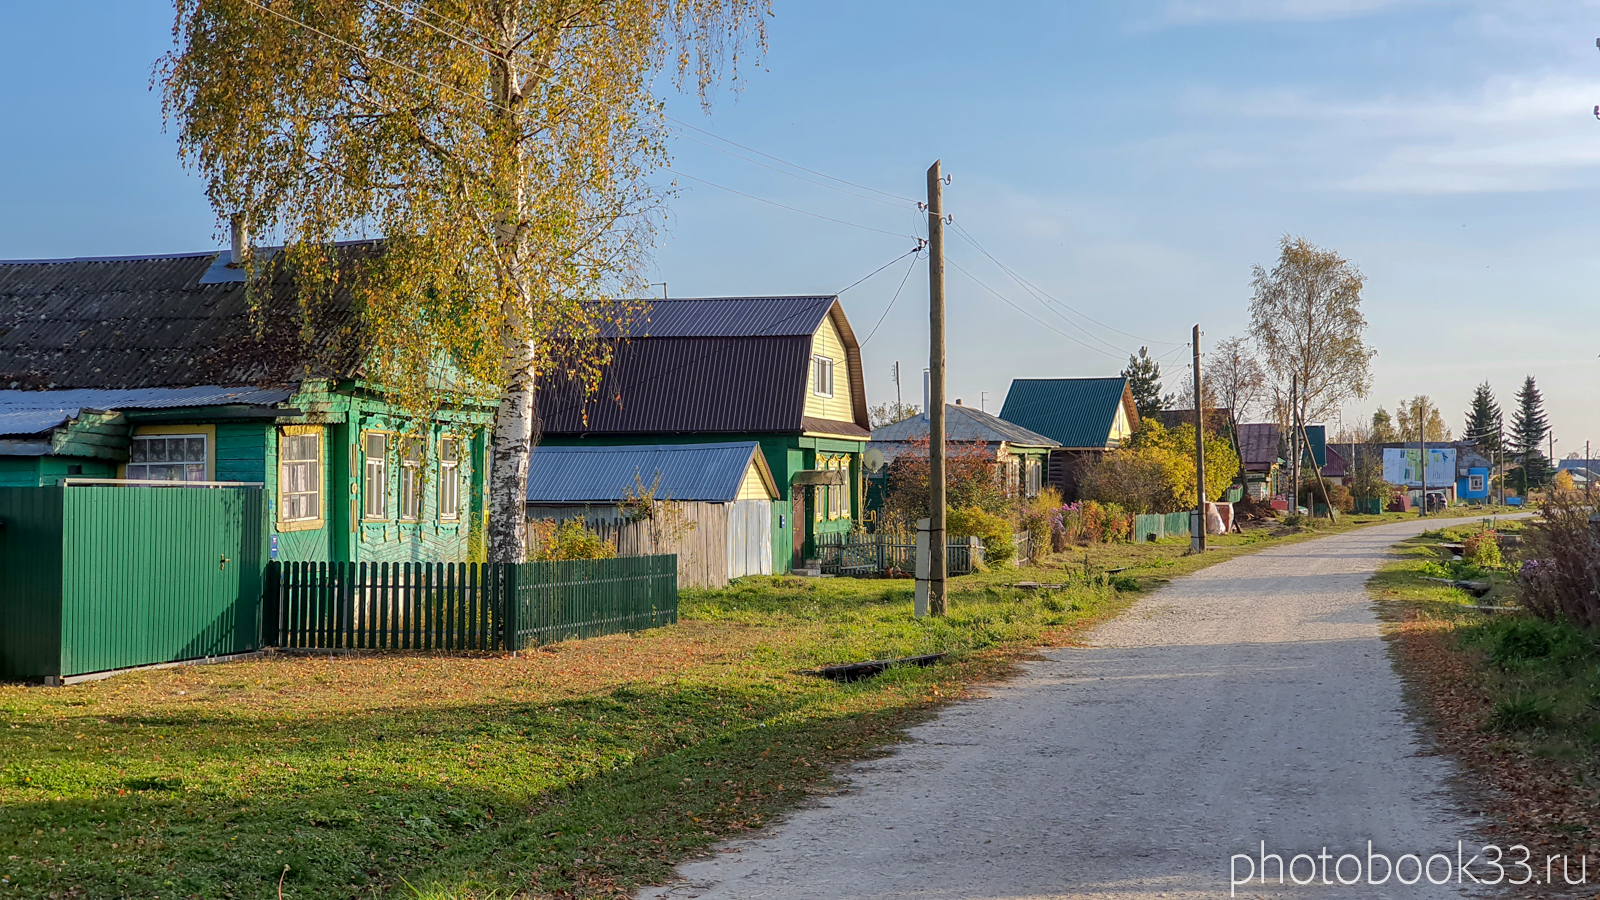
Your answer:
[0,387,293,437]
[870,404,1059,446]
[538,296,870,438]
[997,377,1134,449]
[0,248,368,390]
[524,442,774,503]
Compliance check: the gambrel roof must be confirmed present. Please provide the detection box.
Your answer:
[537,296,871,438]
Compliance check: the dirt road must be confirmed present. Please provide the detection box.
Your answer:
[639,520,1507,899]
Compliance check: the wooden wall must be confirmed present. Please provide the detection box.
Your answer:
[527,500,772,589]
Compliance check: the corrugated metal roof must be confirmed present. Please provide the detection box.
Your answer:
[871,404,1060,446]
[1236,423,1282,469]
[0,249,368,390]
[608,296,836,338]
[524,442,771,503]
[0,386,292,437]
[540,296,870,437]
[997,377,1131,449]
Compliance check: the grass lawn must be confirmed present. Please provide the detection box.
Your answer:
[0,506,1497,900]
[1372,516,1600,863]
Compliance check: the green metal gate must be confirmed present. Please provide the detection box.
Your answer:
[0,484,266,681]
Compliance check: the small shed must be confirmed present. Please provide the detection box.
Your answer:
[526,442,779,588]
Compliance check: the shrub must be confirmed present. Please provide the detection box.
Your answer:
[1489,693,1554,732]
[1462,527,1503,570]
[947,506,1014,566]
[533,518,616,561]
[1518,493,1600,631]
[1015,487,1061,562]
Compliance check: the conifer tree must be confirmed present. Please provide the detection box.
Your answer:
[1463,382,1501,456]
[1510,375,1551,490]
[1122,346,1167,422]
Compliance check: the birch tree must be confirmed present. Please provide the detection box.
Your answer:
[1248,236,1376,429]
[161,0,768,562]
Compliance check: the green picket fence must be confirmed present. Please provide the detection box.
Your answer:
[1132,512,1195,543]
[265,555,677,652]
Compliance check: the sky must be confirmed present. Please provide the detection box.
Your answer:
[1,2,1597,456]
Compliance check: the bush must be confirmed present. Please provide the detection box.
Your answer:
[1463,527,1503,570]
[947,506,1014,566]
[1518,494,1600,631]
[1015,487,1061,562]
[532,518,616,561]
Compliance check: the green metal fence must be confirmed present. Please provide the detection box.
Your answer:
[266,555,678,652]
[0,485,265,681]
[1132,512,1195,543]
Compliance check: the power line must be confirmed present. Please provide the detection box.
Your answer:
[667,126,917,210]
[950,221,1185,347]
[836,243,924,295]
[666,167,919,239]
[238,0,505,111]
[944,256,1126,362]
[861,251,922,347]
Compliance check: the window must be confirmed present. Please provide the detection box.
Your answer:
[279,431,321,522]
[1027,458,1042,498]
[363,433,388,519]
[439,437,462,520]
[399,438,424,521]
[127,434,207,482]
[812,355,834,397]
[1469,474,1485,492]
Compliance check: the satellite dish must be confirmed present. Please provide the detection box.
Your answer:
[864,448,885,473]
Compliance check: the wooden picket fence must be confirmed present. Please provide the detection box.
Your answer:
[263,555,677,652]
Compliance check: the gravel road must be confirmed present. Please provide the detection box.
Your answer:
[638,519,1512,900]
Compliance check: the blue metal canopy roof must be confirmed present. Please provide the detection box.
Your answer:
[0,386,292,437]
[525,442,776,503]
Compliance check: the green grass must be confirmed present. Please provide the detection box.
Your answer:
[1370,518,1600,763]
[0,512,1452,900]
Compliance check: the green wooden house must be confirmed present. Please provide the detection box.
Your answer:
[0,249,494,563]
[535,296,871,573]
[998,376,1141,501]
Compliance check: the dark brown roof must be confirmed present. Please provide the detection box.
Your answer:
[0,250,365,390]
[1236,423,1283,471]
[538,297,870,437]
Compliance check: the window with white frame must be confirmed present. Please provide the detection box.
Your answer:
[1469,474,1485,492]
[1027,458,1042,498]
[399,438,424,521]
[362,432,388,519]
[279,431,321,522]
[812,355,834,397]
[439,437,462,520]
[127,434,208,482]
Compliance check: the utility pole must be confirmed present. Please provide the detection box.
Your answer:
[1192,324,1206,552]
[1289,376,1299,514]
[1418,399,1427,517]
[1587,439,1592,500]
[926,160,947,617]
[893,361,901,410]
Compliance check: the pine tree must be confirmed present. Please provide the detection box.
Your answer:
[1122,346,1166,422]
[1463,382,1501,456]
[1510,375,1551,490]
[1370,407,1397,444]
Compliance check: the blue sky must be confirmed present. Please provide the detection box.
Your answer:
[2,2,1597,455]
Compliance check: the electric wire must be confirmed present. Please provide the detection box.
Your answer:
[860,251,922,347]
[950,221,1186,347]
[666,168,919,239]
[835,244,924,295]
[944,255,1126,362]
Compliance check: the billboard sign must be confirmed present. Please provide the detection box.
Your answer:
[1383,447,1456,488]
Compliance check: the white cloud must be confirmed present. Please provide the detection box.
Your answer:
[1182,75,1600,194]
[1162,0,1421,23]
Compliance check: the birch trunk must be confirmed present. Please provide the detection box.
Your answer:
[487,335,537,563]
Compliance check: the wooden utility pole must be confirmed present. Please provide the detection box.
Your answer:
[1289,376,1299,514]
[1191,324,1206,552]
[927,160,947,617]
[1417,400,1427,517]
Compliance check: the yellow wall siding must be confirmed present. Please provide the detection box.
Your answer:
[736,460,776,500]
[803,316,854,422]
[1110,403,1132,443]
